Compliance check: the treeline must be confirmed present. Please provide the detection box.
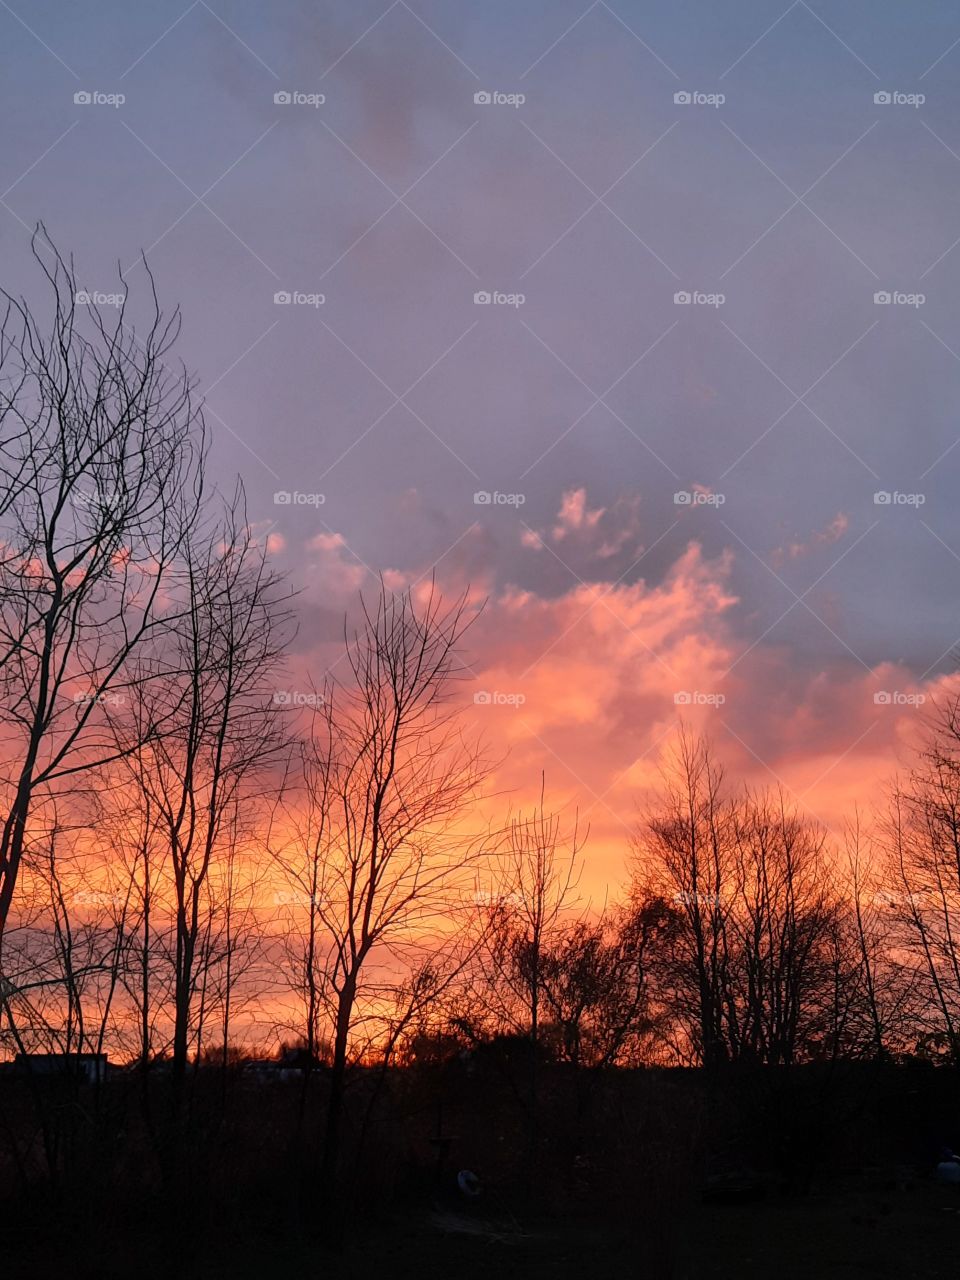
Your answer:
[2,234,960,1208]
[432,720,960,1075]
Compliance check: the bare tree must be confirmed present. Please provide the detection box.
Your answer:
[0,810,133,1064]
[635,733,852,1067]
[471,782,585,1055]
[268,690,336,1082]
[634,731,735,1068]
[842,814,917,1060]
[120,491,291,1103]
[453,784,586,1192]
[882,696,960,1061]
[0,227,204,948]
[724,790,841,1065]
[304,579,489,1198]
[536,902,672,1074]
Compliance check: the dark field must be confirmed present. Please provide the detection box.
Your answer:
[3,1173,959,1279]
[2,1060,959,1278]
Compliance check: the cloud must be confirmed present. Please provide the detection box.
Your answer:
[771,512,849,569]
[523,487,646,570]
[284,489,944,897]
[552,487,604,540]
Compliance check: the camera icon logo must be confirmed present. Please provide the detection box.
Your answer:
[673,291,691,304]
[474,690,492,704]
[274,291,292,305]
[274,491,292,505]
[874,91,891,105]
[274,91,292,105]
[474,491,492,505]
[474,290,491,305]
[873,491,892,505]
[674,691,692,705]
[474,91,492,105]
[874,691,892,704]
[674,91,692,105]
[74,91,91,105]
[873,291,891,305]
[74,290,91,305]
[673,491,692,505]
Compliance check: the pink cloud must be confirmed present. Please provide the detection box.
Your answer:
[525,488,645,567]
[771,512,849,568]
[285,491,940,899]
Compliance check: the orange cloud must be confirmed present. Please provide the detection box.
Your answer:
[290,494,942,903]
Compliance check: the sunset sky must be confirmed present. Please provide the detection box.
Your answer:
[3,0,960,893]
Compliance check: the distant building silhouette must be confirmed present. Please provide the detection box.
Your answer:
[13,1052,107,1084]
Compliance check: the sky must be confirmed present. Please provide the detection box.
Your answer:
[2,0,960,893]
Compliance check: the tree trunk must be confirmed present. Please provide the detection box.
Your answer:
[320,978,355,1213]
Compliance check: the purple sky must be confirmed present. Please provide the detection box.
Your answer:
[4,0,960,882]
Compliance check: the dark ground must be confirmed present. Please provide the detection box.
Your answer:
[2,1177,958,1279]
[2,1060,959,1277]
